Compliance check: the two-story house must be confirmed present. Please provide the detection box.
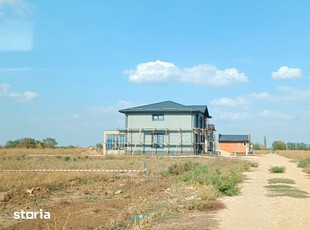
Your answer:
[103,101,215,155]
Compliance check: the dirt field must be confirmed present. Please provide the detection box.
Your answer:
[0,149,252,230]
[0,149,309,229]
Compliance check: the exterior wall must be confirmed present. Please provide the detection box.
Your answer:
[125,112,198,154]
[219,142,247,154]
[127,113,193,130]
[103,111,213,155]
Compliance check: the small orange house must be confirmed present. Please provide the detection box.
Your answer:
[218,134,251,154]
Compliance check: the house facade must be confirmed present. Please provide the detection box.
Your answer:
[218,134,252,154]
[103,101,216,155]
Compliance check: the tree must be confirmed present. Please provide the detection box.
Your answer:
[96,143,103,149]
[5,140,18,148]
[42,138,58,148]
[286,142,296,150]
[252,143,266,150]
[18,138,37,148]
[287,142,310,150]
[272,141,286,150]
[264,135,267,149]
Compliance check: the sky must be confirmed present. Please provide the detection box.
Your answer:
[1,0,310,147]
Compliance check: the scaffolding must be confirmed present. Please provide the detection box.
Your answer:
[103,126,216,155]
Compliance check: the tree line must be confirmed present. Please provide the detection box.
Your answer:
[253,141,310,151]
[2,138,58,149]
[272,141,310,151]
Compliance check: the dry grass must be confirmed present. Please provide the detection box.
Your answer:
[0,149,253,229]
[0,148,87,156]
[253,150,271,154]
[276,150,310,175]
[276,150,310,160]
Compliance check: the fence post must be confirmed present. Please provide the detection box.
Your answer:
[144,162,147,176]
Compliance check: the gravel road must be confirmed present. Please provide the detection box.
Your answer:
[216,153,310,230]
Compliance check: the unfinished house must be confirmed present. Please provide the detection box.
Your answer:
[103,101,216,155]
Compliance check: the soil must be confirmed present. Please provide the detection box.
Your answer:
[216,153,310,230]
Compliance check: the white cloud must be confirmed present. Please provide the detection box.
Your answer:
[211,96,249,108]
[272,66,303,80]
[124,60,180,84]
[124,60,248,86]
[181,64,248,86]
[211,92,272,109]
[249,92,271,99]
[218,111,253,120]
[0,83,38,102]
[0,82,10,93]
[276,86,310,104]
[259,110,295,120]
[19,91,38,101]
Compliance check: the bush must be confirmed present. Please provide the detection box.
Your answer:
[298,157,310,168]
[210,169,243,196]
[164,161,196,176]
[180,163,208,184]
[269,166,286,173]
[164,161,249,196]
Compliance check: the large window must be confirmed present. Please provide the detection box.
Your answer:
[152,114,164,121]
[152,133,164,148]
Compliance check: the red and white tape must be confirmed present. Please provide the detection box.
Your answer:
[1,169,147,173]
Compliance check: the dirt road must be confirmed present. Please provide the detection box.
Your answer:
[216,153,310,230]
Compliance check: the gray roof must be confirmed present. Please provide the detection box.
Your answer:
[119,101,212,118]
[218,134,250,142]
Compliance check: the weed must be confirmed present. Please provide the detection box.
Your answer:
[266,184,293,189]
[168,161,246,196]
[64,156,71,161]
[180,163,208,184]
[265,184,309,198]
[298,157,310,168]
[242,162,252,171]
[269,166,286,173]
[197,185,218,201]
[303,166,310,174]
[210,169,243,196]
[249,162,259,168]
[268,178,295,184]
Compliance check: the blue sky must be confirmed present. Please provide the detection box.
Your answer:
[1,0,310,147]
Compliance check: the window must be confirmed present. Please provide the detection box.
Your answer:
[152,133,164,148]
[195,114,199,127]
[152,114,164,121]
